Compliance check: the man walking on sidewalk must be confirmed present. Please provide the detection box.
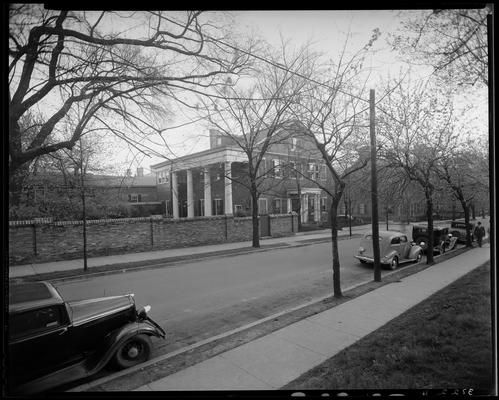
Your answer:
[474,222,485,247]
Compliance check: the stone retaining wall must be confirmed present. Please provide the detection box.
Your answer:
[8,213,299,265]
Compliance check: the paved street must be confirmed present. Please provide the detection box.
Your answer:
[54,236,397,357]
[132,245,490,391]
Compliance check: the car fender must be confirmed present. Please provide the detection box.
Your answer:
[408,246,422,259]
[382,250,398,263]
[86,321,163,373]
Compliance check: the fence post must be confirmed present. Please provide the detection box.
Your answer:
[150,218,154,247]
[225,215,228,241]
[32,224,38,257]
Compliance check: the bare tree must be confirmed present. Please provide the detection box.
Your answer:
[376,165,411,229]
[390,8,490,87]
[9,6,253,201]
[436,134,489,246]
[288,34,380,297]
[378,78,459,263]
[196,42,316,247]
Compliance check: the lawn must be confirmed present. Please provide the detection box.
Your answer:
[282,262,494,394]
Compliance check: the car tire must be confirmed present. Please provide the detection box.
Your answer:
[415,253,422,263]
[389,256,399,270]
[359,260,367,264]
[415,237,425,251]
[113,334,152,369]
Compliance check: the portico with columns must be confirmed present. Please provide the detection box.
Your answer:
[287,188,323,224]
[152,147,247,219]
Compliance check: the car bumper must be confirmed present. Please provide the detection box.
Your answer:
[355,255,394,264]
[355,255,374,263]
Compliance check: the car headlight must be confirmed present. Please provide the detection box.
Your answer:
[138,305,151,319]
[358,247,365,254]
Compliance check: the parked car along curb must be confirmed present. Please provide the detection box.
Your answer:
[7,281,165,395]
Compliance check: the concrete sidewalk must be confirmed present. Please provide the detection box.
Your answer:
[132,245,490,391]
[9,224,377,279]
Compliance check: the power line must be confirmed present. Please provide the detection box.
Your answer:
[162,12,420,125]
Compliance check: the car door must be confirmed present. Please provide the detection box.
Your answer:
[389,236,402,257]
[9,305,71,386]
[399,235,411,259]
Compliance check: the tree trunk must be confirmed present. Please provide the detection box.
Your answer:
[463,202,473,247]
[9,164,30,208]
[251,187,260,248]
[426,192,434,264]
[295,177,302,231]
[330,200,342,298]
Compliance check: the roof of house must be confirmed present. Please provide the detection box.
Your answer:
[150,120,316,170]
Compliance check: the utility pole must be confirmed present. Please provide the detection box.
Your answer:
[79,139,88,272]
[370,89,381,282]
[348,197,352,237]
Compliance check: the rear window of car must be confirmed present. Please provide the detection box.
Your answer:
[10,306,64,340]
[9,282,53,305]
[365,235,383,241]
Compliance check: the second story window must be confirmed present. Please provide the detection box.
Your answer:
[308,163,319,180]
[320,165,327,180]
[273,159,281,178]
[291,138,299,151]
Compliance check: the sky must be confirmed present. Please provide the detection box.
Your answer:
[106,10,487,176]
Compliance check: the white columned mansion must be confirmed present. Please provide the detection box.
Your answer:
[150,128,368,225]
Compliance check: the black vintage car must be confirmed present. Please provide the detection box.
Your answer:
[450,220,475,243]
[8,281,166,395]
[412,224,453,254]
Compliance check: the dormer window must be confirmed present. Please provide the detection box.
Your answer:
[291,138,298,151]
[216,137,222,146]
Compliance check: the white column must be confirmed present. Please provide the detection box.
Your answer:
[303,194,308,223]
[172,171,179,219]
[287,198,292,214]
[315,194,320,222]
[224,161,233,215]
[186,169,194,218]
[204,167,212,216]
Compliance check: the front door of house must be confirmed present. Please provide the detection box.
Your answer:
[308,196,315,223]
[291,198,300,214]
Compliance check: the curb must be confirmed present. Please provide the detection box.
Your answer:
[69,242,482,392]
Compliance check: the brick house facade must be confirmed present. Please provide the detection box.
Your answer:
[151,125,356,225]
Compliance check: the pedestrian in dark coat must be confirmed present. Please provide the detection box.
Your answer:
[474,222,486,247]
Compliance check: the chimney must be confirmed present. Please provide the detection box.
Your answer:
[136,167,144,177]
[209,129,222,148]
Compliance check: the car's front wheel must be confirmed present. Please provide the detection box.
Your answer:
[415,252,422,263]
[114,334,152,369]
[389,256,399,270]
